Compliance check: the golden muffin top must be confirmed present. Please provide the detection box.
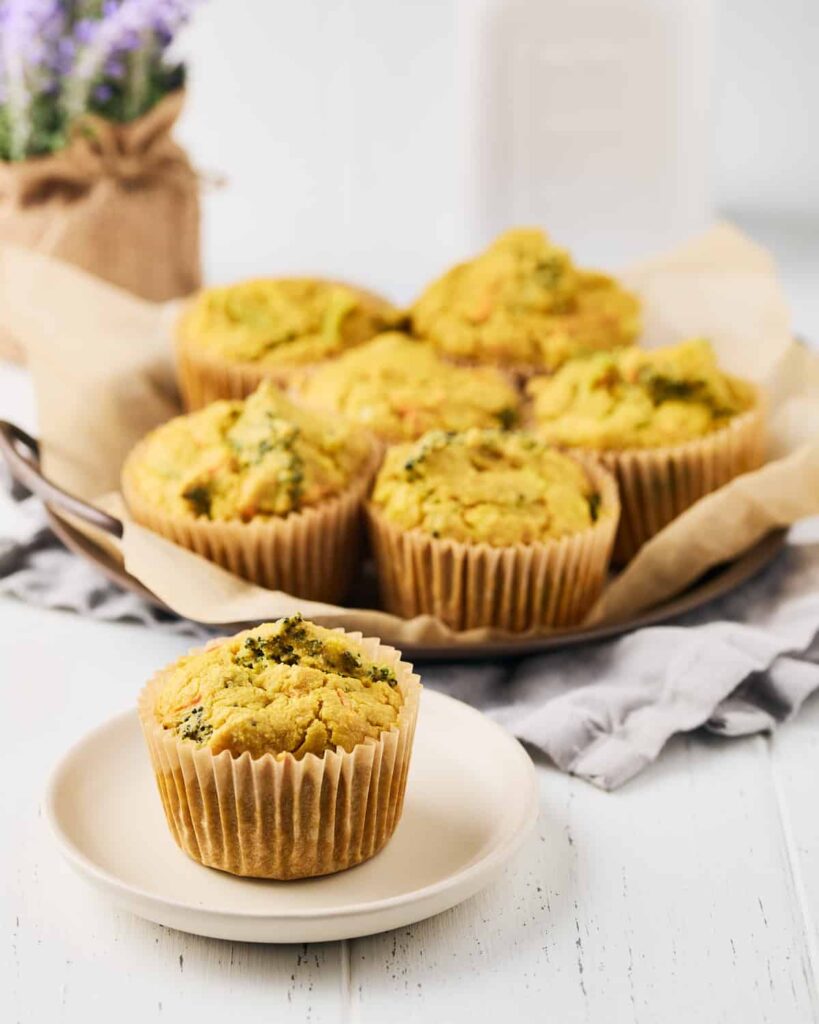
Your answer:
[178,277,396,367]
[298,331,521,443]
[152,616,403,759]
[370,428,604,546]
[526,338,756,450]
[411,228,640,372]
[124,381,372,521]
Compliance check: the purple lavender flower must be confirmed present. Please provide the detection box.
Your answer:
[65,0,199,119]
[0,0,200,159]
[73,18,97,46]
[0,0,67,158]
[103,55,126,78]
[54,35,75,76]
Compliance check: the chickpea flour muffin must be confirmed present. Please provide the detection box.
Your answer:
[411,228,640,376]
[527,338,765,562]
[298,331,521,444]
[121,381,377,601]
[366,428,619,632]
[176,276,398,409]
[138,615,422,879]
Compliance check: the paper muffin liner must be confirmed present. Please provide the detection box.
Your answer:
[176,335,278,409]
[175,286,397,410]
[122,446,381,604]
[365,457,619,632]
[138,631,422,880]
[596,398,766,564]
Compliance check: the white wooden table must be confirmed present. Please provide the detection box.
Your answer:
[3,596,819,1023]
[3,219,819,1022]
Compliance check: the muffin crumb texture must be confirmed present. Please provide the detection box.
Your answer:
[299,331,520,442]
[125,381,371,521]
[527,338,755,450]
[181,277,396,366]
[371,428,603,546]
[153,616,403,759]
[411,228,639,371]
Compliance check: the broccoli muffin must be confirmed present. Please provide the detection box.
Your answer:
[527,338,756,449]
[122,382,377,601]
[371,428,601,546]
[176,276,398,409]
[366,428,619,631]
[411,228,639,376]
[138,616,421,879]
[298,331,520,443]
[527,339,765,561]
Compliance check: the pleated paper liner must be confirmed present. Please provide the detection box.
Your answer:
[596,398,766,564]
[366,458,619,632]
[121,445,380,604]
[175,333,385,411]
[176,334,276,409]
[175,285,399,411]
[137,631,422,880]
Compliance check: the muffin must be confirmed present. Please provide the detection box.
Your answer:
[366,428,619,632]
[121,381,377,602]
[411,227,640,376]
[526,338,765,562]
[138,615,422,879]
[176,277,398,409]
[298,331,521,444]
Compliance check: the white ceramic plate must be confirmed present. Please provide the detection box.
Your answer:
[46,690,539,943]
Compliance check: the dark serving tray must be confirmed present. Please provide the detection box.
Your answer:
[0,420,786,661]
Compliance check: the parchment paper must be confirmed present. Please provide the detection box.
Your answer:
[2,223,818,645]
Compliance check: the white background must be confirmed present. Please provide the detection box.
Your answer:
[173,0,818,308]
[716,0,819,219]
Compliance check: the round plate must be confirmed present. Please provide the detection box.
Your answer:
[45,506,787,661]
[45,690,539,943]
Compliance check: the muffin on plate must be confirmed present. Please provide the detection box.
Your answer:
[366,428,619,632]
[297,331,521,444]
[176,277,398,409]
[138,615,422,879]
[526,338,765,562]
[411,227,640,377]
[121,381,377,602]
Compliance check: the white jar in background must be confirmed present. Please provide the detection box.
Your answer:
[468,0,715,268]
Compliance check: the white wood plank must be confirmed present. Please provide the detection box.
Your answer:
[352,733,819,1024]
[0,599,344,1024]
[769,690,819,985]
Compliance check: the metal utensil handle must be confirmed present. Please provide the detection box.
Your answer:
[0,420,123,538]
